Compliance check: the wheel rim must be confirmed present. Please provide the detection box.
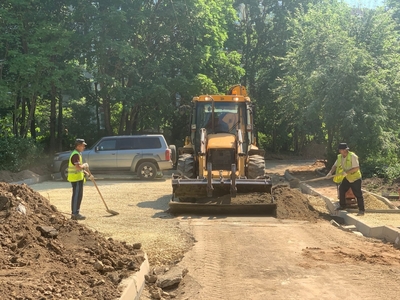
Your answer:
[141,165,154,178]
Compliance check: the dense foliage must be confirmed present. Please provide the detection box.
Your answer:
[1,0,400,178]
[0,137,43,172]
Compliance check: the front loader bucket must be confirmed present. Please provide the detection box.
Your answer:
[170,174,276,215]
[168,202,276,215]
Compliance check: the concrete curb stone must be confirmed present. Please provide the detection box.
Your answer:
[13,174,52,185]
[119,253,150,300]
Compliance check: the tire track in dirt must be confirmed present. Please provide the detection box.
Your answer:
[175,218,400,300]
[176,219,296,300]
[179,221,231,300]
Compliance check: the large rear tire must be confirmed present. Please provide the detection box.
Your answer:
[247,155,265,179]
[177,154,195,178]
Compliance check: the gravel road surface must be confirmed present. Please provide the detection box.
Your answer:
[30,161,400,300]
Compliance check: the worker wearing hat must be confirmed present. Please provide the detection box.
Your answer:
[68,138,90,220]
[326,143,365,216]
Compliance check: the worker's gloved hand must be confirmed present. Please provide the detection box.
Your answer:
[88,174,94,180]
[81,163,89,169]
[341,171,347,176]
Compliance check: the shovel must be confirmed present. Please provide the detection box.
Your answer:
[87,171,119,216]
[289,174,334,188]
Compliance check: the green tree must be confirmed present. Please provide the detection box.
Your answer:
[0,0,81,154]
[278,1,400,164]
[231,0,319,152]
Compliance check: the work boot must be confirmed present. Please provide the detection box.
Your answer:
[71,214,86,220]
[356,210,365,216]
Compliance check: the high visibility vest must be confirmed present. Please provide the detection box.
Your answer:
[67,150,84,182]
[333,151,362,183]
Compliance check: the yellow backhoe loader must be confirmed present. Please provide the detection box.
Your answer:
[170,85,275,214]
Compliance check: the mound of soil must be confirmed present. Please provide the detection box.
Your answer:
[0,182,144,300]
[191,184,321,223]
[273,185,320,222]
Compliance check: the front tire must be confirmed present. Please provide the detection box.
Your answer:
[247,155,265,179]
[137,162,158,180]
[177,154,195,178]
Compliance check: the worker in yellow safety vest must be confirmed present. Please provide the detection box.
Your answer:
[326,143,365,216]
[68,138,91,220]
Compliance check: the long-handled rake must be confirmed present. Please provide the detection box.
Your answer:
[289,174,334,188]
[87,171,119,216]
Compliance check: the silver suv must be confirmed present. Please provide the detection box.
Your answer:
[52,135,176,180]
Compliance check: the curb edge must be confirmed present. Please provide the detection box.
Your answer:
[119,253,150,300]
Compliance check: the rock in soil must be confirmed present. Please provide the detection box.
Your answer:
[0,182,144,299]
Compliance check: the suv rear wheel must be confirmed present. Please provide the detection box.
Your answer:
[137,161,157,180]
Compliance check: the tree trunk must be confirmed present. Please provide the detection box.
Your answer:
[49,84,57,154]
[118,106,127,135]
[13,96,21,136]
[127,105,140,134]
[29,111,36,140]
[24,94,37,138]
[19,97,27,137]
[57,94,63,151]
[102,95,113,135]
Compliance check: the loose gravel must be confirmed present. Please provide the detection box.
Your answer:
[34,179,194,266]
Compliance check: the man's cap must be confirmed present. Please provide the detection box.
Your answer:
[338,143,349,150]
[75,138,87,146]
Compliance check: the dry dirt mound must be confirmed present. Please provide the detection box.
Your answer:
[0,182,144,300]
[273,185,320,222]
[188,184,322,222]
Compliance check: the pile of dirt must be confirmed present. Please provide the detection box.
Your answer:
[364,193,392,210]
[0,182,145,300]
[273,185,320,222]
[202,185,321,222]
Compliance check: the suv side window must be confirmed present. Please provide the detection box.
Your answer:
[97,139,117,151]
[138,137,161,149]
[118,138,135,150]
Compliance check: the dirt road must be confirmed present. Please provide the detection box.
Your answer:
[171,217,400,300]
[146,160,400,300]
[29,160,400,300]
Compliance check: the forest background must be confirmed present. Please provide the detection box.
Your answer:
[1,0,400,181]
